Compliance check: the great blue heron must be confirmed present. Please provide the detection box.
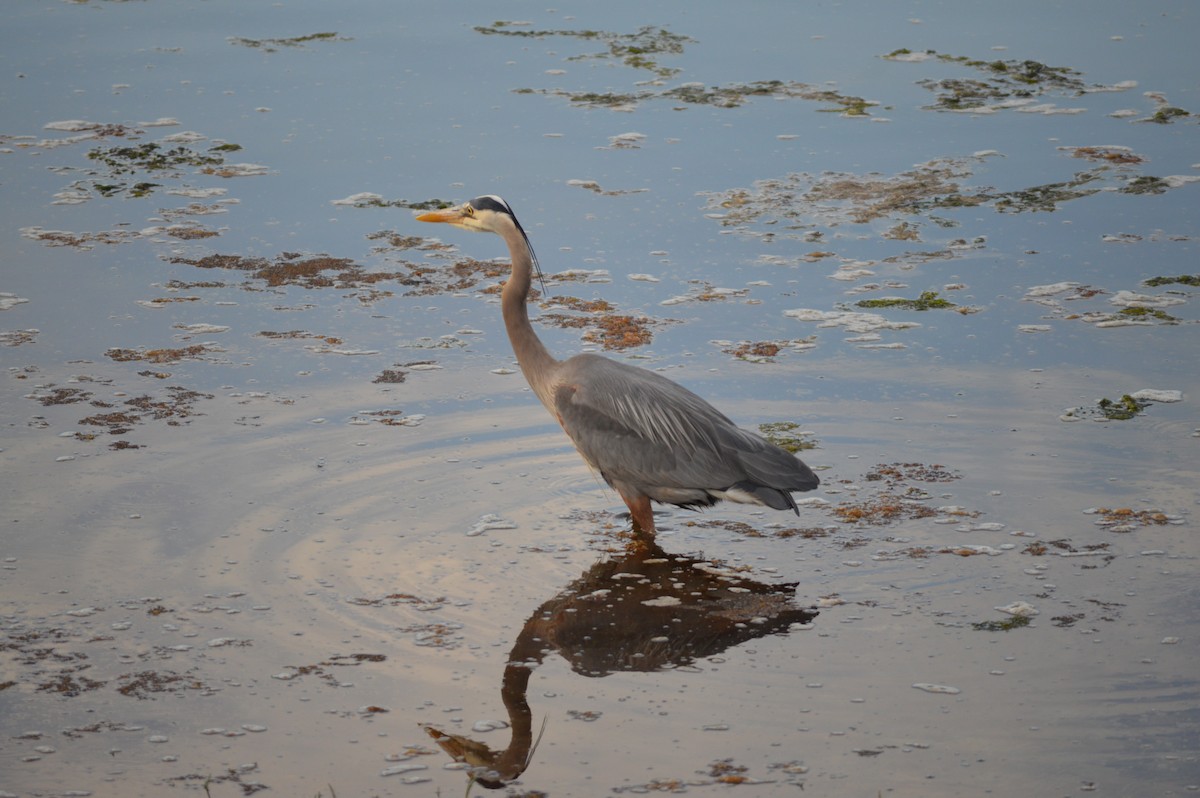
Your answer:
[417,195,819,537]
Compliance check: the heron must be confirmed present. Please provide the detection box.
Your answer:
[417,195,819,537]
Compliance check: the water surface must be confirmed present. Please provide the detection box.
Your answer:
[2,2,1198,796]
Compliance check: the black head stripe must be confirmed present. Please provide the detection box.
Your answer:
[466,194,546,295]
[470,195,513,215]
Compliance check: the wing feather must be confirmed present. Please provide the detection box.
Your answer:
[551,354,815,500]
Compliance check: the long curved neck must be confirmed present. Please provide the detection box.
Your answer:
[498,222,558,408]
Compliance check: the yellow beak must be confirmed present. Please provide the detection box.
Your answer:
[415,206,464,224]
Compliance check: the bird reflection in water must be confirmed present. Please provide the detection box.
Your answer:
[424,537,818,789]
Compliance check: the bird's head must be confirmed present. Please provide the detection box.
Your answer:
[416,194,519,235]
[416,194,544,289]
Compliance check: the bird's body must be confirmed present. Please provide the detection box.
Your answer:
[418,195,818,536]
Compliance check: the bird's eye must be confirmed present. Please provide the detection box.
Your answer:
[463,204,475,217]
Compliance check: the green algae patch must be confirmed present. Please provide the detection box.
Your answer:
[1143,274,1200,287]
[855,291,955,311]
[758,421,818,453]
[87,142,224,174]
[885,49,1090,111]
[83,140,250,198]
[1062,394,1158,422]
[704,150,1169,243]
[1116,306,1177,322]
[529,80,879,113]
[339,195,454,211]
[703,156,998,236]
[476,23,691,77]
[1119,176,1172,196]
[1146,106,1190,124]
[1097,395,1149,420]
[482,22,876,114]
[971,615,1031,632]
[993,172,1103,212]
[522,89,650,110]
[169,249,514,302]
[663,81,877,113]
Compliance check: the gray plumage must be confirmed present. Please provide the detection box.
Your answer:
[417,195,819,537]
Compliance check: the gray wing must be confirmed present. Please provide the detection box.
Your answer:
[551,354,817,506]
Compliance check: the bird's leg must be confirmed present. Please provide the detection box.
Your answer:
[619,490,657,543]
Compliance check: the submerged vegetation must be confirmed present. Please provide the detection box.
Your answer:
[885,49,1088,111]
[971,615,1032,632]
[1144,274,1200,287]
[662,81,876,113]
[87,142,222,174]
[705,152,1193,242]
[475,23,692,77]
[538,311,660,350]
[338,195,454,211]
[479,23,874,113]
[1096,394,1150,421]
[757,421,818,453]
[81,139,253,198]
[517,81,877,113]
[1061,394,1156,421]
[228,32,350,51]
[855,291,955,311]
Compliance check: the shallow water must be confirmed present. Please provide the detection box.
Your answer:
[2,2,1198,796]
